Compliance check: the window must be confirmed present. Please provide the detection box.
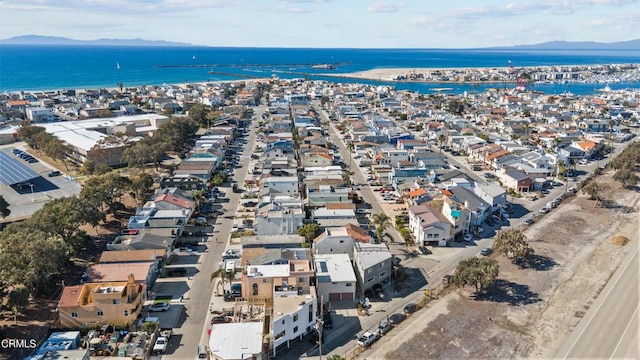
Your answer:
[293,314,299,322]
[434,234,439,238]
[308,307,313,323]
[112,299,121,305]
[275,331,285,340]
[346,283,353,287]
[366,277,374,283]
[427,234,433,239]
[379,271,387,278]
[263,278,269,283]
[124,310,129,317]
[71,312,78,318]
[252,283,259,296]
[97,311,104,317]
[282,319,285,325]
[298,277,307,283]
[293,326,298,333]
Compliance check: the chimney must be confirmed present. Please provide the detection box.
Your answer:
[127,273,135,284]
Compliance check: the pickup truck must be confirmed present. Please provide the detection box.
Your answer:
[357,331,380,347]
[153,337,168,353]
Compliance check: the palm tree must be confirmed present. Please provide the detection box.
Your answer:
[192,190,204,213]
[210,269,235,295]
[371,213,392,243]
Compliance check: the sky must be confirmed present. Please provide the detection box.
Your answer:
[0,0,638,48]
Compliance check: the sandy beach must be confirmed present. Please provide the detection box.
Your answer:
[322,67,510,82]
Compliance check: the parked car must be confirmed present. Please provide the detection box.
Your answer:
[388,313,406,325]
[524,218,534,225]
[222,249,241,260]
[47,170,62,177]
[148,302,170,312]
[211,315,233,324]
[153,337,168,353]
[355,208,370,214]
[403,303,418,314]
[223,292,242,302]
[463,233,474,242]
[377,321,392,335]
[357,331,380,347]
[480,247,492,256]
[539,207,550,214]
[418,246,432,255]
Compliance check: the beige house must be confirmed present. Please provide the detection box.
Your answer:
[57,275,146,329]
[241,260,314,302]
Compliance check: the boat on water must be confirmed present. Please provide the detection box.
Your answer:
[116,62,120,70]
[596,84,612,92]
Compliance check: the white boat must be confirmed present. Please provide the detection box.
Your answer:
[596,84,612,92]
[116,62,120,70]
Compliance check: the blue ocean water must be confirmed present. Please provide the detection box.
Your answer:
[1,45,638,94]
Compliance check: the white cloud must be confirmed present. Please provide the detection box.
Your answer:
[367,1,406,13]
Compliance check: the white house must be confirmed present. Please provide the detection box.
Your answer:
[473,183,508,212]
[313,223,371,259]
[261,176,299,196]
[26,107,55,122]
[272,292,317,357]
[378,149,410,167]
[209,322,263,360]
[408,205,452,247]
[314,254,357,302]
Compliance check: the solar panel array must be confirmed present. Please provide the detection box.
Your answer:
[0,151,40,186]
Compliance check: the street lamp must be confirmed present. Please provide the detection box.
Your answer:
[29,183,35,202]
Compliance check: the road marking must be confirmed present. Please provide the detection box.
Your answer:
[610,303,639,359]
[562,246,639,359]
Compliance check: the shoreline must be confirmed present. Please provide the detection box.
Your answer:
[318,63,640,84]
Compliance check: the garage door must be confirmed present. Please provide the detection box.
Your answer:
[341,293,353,301]
[329,293,341,301]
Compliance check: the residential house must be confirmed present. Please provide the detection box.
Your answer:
[312,208,358,228]
[261,176,299,196]
[302,152,333,168]
[352,242,393,297]
[98,249,167,267]
[83,262,157,287]
[57,275,146,328]
[313,254,357,302]
[473,184,508,212]
[408,205,452,247]
[241,260,314,302]
[208,322,264,360]
[449,186,492,227]
[441,197,471,238]
[254,195,305,235]
[272,292,317,356]
[313,223,371,259]
[498,168,533,193]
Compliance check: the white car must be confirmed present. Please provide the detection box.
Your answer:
[148,302,170,312]
[153,337,168,353]
[463,233,474,242]
[356,208,371,214]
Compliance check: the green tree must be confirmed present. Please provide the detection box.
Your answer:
[80,173,132,215]
[210,269,236,294]
[30,197,103,251]
[492,229,534,263]
[613,168,638,188]
[399,227,411,245]
[128,170,155,204]
[0,224,67,293]
[187,103,211,127]
[0,195,10,218]
[451,257,499,295]
[297,223,321,244]
[7,285,30,318]
[16,124,46,150]
[155,117,199,152]
[582,181,609,206]
[371,213,392,243]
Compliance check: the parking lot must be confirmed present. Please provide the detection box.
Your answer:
[0,146,81,222]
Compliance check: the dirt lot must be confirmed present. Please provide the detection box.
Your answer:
[378,171,639,359]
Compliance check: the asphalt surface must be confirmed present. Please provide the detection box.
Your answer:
[554,244,639,359]
[166,105,265,359]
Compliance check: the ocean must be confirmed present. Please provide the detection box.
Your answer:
[1,45,639,94]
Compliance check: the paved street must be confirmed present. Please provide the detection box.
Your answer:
[554,244,639,359]
[165,105,265,359]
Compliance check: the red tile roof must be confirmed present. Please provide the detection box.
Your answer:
[153,194,194,209]
[345,223,371,243]
[58,285,83,307]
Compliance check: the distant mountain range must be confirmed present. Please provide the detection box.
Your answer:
[0,35,193,47]
[1,35,638,50]
[489,39,640,50]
